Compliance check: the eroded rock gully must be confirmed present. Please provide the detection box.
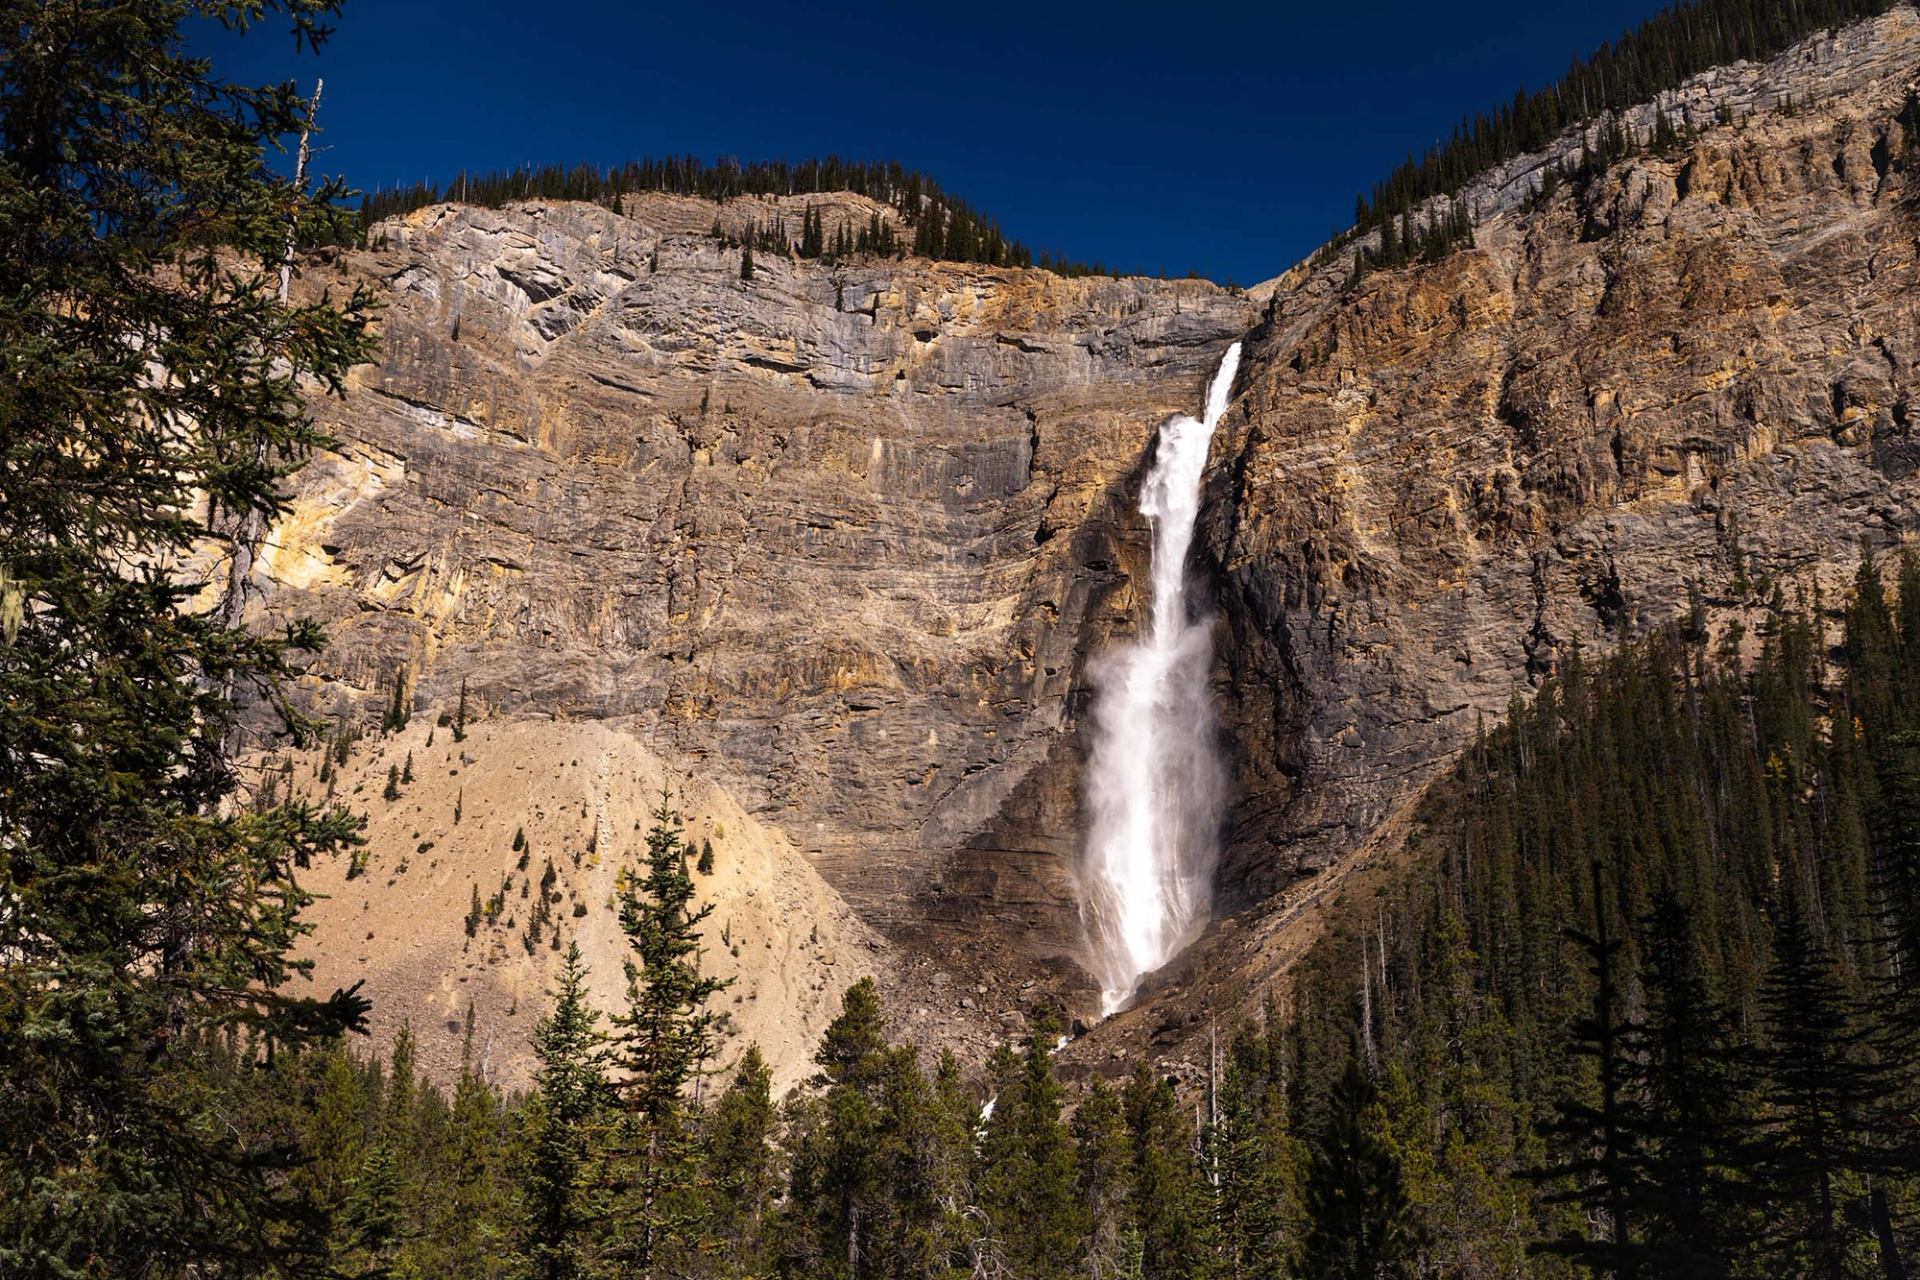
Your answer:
[259,10,1920,1083]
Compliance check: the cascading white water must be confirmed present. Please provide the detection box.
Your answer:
[1081,341,1242,1015]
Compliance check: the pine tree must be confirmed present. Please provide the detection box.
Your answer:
[1300,1053,1419,1280]
[1124,1060,1218,1280]
[740,239,755,282]
[437,1052,513,1280]
[979,1010,1083,1279]
[402,750,415,785]
[1533,864,1650,1278]
[1075,1076,1136,1280]
[346,1142,411,1280]
[1208,1017,1302,1280]
[386,763,403,801]
[703,1046,780,1275]
[522,942,610,1280]
[454,675,470,742]
[697,838,715,875]
[1750,879,1884,1278]
[1632,890,1740,1276]
[0,6,375,1271]
[385,666,411,733]
[782,976,893,1279]
[608,790,731,1277]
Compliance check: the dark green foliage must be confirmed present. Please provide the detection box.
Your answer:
[402,750,414,784]
[385,763,402,801]
[1748,881,1885,1276]
[0,10,384,1271]
[1124,1061,1218,1279]
[453,675,469,741]
[521,942,610,1280]
[1631,891,1741,1275]
[1301,1054,1419,1279]
[740,237,755,281]
[384,666,411,733]
[353,154,1122,275]
[697,838,715,875]
[139,556,1920,1280]
[1283,548,1920,1273]
[607,791,733,1274]
[1074,1076,1137,1279]
[979,1011,1082,1278]
[1901,90,1920,165]
[702,1046,780,1275]
[1531,865,1649,1275]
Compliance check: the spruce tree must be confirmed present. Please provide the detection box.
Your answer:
[1075,1076,1136,1280]
[346,1142,411,1280]
[608,790,731,1277]
[1750,880,1883,1278]
[793,977,890,1277]
[523,941,610,1280]
[979,1011,1082,1279]
[0,6,377,1272]
[703,1046,779,1275]
[1632,890,1740,1276]
[1533,865,1650,1278]
[1300,1053,1418,1280]
[1123,1060,1218,1280]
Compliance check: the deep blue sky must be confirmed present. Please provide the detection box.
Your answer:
[199,1,1672,284]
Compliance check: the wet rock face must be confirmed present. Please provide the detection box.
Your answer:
[267,195,1254,1003]
[1204,9,1920,905]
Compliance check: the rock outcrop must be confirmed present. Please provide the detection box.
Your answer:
[1073,6,1920,1079]
[259,9,1920,1085]
[263,199,1253,1073]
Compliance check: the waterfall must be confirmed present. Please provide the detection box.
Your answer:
[1081,341,1242,1015]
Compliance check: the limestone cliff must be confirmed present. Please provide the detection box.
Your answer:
[258,9,1920,1085]
[263,197,1253,1074]
[1077,6,1920,1077]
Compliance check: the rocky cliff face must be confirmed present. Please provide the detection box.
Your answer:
[263,196,1253,1068]
[1074,6,1920,1076]
[262,9,1920,1084]
[1207,7,1920,891]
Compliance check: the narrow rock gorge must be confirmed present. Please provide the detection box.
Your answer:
[255,9,1920,1083]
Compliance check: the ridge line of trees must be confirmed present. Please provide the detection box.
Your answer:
[1344,0,1910,273]
[356,155,1125,277]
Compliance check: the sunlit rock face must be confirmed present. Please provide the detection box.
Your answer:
[1207,9,1920,910]
[261,8,1920,1087]
[263,192,1255,1060]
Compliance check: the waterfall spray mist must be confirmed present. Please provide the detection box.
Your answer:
[1082,342,1242,1015]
